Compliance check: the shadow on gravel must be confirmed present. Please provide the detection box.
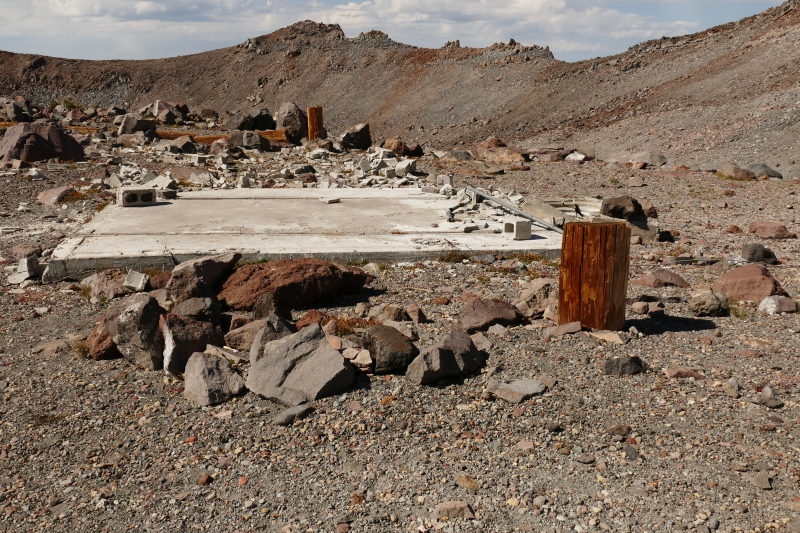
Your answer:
[626,317,719,335]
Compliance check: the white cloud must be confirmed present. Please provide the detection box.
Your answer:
[0,0,781,61]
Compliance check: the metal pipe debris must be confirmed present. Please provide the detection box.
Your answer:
[464,186,564,234]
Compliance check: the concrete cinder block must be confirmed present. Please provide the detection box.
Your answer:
[396,159,416,176]
[123,270,149,292]
[437,175,453,187]
[118,187,157,207]
[380,167,397,179]
[504,217,532,240]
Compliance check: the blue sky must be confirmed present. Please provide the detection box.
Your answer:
[0,1,784,62]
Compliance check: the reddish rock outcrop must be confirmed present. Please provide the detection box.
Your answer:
[748,222,797,240]
[218,258,371,311]
[712,264,788,302]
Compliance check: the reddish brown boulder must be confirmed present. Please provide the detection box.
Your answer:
[664,367,704,380]
[458,298,523,333]
[475,137,524,164]
[383,138,408,156]
[724,225,743,234]
[406,304,427,324]
[712,264,788,302]
[89,269,132,300]
[86,323,122,361]
[37,186,75,205]
[296,310,330,330]
[635,270,690,288]
[218,258,371,311]
[149,271,172,290]
[748,222,797,240]
[0,123,85,163]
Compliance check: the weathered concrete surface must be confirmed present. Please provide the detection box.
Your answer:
[46,189,561,280]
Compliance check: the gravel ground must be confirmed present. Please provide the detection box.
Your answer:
[1,142,800,533]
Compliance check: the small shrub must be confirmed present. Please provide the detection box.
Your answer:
[438,251,469,263]
[71,341,90,359]
[78,285,93,300]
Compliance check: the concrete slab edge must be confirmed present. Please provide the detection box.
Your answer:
[43,248,561,282]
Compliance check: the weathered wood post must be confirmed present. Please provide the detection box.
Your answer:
[307,106,324,141]
[558,222,631,331]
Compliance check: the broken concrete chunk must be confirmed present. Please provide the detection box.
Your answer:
[123,270,149,292]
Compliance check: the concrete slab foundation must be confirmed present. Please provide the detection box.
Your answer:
[47,189,562,280]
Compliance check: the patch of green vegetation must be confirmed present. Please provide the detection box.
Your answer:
[437,251,470,263]
[71,340,90,360]
[728,299,748,319]
[477,276,490,284]
[715,172,751,182]
[234,258,269,269]
[346,259,369,267]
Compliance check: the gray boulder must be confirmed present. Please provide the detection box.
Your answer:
[222,110,254,131]
[688,290,730,317]
[245,324,355,406]
[184,352,245,406]
[341,123,371,150]
[362,325,419,374]
[249,108,276,131]
[603,356,645,376]
[275,102,308,144]
[225,131,269,151]
[600,195,645,222]
[105,294,165,370]
[165,253,241,301]
[406,330,486,385]
[224,320,268,352]
[171,296,221,322]
[760,385,784,409]
[117,114,157,136]
[746,163,782,179]
[741,243,778,265]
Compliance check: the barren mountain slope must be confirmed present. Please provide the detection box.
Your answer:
[1,1,799,168]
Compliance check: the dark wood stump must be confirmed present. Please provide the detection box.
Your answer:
[307,106,324,141]
[558,222,631,331]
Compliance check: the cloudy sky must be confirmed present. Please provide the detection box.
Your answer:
[0,0,784,62]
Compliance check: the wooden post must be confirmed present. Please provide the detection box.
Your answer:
[307,106,324,141]
[558,222,631,331]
